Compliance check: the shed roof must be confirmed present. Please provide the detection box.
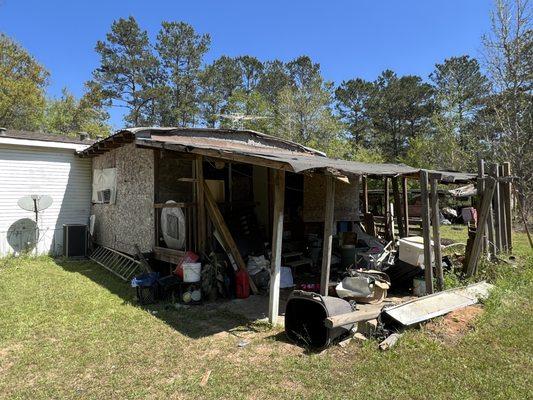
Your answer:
[78,127,476,181]
[0,129,95,145]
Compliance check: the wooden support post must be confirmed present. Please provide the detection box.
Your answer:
[466,177,497,277]
[353,174,360,222]
[196,156,206,253]
[419,170,434,294]
[493,163,502,253]
[402,176,409,236]
[268,170,285,325]
[320,175,335,296]
[430,177,444,291]
[499,164,508,252]
[384,177,390,240]
[392,177,405,238]
[362,175,369,214]
[503,162,512,252]
[477,158,488,254]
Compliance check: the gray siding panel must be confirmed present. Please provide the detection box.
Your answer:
[0,144,92,256]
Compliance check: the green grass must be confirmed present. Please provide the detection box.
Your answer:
[0,229,531,399]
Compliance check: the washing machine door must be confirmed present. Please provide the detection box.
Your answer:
[160,200,186,250]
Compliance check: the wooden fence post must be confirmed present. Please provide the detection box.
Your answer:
[419,170,434,294]
[430,177,444,291]
[477,158,488,254]
[499,164,508,251]
[392,177,405,238]
[402,176,410,236]
[503,162,512,252]
[466,177,497,277]
[492,163,502,253]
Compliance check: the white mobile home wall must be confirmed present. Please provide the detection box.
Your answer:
[0,141,92,256]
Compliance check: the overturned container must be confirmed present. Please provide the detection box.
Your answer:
[285,290,355,349]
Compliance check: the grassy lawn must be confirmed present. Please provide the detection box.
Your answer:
[1,227,531,399]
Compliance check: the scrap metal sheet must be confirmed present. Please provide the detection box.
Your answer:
[383,281,493,326]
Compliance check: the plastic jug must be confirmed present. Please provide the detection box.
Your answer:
[236,270,250,299]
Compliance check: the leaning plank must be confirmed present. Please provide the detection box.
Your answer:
[466,177,496,277]
[383,281,493,326]
[324,308,382,329]
[204,182,258,294]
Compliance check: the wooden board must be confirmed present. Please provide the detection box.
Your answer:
[320,175,335,296]
[269,170,285,325]
[204,182,258,294]
[303,174,359,222]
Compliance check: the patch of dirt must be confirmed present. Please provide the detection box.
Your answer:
[425,305,484,345]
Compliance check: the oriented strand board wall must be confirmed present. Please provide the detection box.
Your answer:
[303,174,360,222]
[91,143,154,255]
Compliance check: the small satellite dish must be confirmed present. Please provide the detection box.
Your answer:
[18,195,53,212]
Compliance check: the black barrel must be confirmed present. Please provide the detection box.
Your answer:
[285,290,355,349]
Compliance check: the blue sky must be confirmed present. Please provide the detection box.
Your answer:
[1,0,492,128]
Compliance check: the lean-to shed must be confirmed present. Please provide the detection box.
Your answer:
[79,127,476,323]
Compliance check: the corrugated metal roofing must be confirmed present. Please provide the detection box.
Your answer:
[78,127,476,181]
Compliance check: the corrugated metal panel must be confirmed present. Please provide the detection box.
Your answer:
[79,127,477,182]
[0,143,92,256]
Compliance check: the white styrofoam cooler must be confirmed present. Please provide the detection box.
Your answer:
[398,236,434,268]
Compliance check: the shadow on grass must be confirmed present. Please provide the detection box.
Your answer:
[55,258,257,339]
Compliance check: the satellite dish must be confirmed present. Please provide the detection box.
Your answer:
[18,195,53,212]
[15,195,52,254]
[160,200,186,250]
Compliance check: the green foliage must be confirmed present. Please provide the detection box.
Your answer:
[198,56,242,127]
[272,56,342,151]
[90,16,159,126]
[335,78,373,145]
[482,0,533,215]
[156,21,210,126]
[0,33,49,130]
[43,88,110,137]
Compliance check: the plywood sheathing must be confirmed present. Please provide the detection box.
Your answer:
[303,174,359,222]
[91,143,154,255]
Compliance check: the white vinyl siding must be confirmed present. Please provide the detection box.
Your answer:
[0,143,92,256]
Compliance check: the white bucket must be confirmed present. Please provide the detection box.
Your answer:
[183,263,201,282]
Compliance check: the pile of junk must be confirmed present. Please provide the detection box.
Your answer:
[283,224,493,350]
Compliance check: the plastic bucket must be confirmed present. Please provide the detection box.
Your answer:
[183,263,201,282]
